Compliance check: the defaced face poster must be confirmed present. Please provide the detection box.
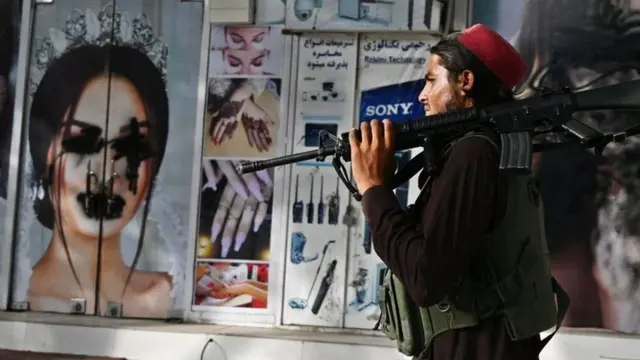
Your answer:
[477,0,640,333]
[9,1,203,318]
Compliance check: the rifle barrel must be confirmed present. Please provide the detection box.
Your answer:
[236,146,337,173]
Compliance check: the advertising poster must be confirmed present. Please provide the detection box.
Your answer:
[0,0,21,244]
[204,26,284,159]
[284,0,412,31]
[477,0,640,333]
[192,25,284,311]
[9,1,203,318]
[344,34,436,329]
[281,34,358,327]
[192,159,273,310]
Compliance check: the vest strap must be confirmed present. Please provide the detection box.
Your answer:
[539,278,569,352]
[474,238,539,314]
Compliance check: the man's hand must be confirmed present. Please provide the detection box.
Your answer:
[349,119,396,194]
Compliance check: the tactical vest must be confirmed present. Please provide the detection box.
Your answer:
[375,134,569,357]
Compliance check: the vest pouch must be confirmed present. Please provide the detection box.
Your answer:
[417,276,481,352]
[379,270,425,356]
[501,241,558,340]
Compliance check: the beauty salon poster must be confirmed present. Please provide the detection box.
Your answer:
[476,0,640,333]
[9,1,203,318]
[193,25,285,310]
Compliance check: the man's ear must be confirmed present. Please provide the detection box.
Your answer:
[458,70,475,93]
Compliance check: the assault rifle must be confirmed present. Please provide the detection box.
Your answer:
[237,80,640,200]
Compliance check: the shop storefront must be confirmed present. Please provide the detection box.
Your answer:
[0,0,639,359]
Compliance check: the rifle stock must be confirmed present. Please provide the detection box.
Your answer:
[237,80,640,200]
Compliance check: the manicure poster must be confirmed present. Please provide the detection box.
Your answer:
[0,0,20,229]
[192,159,273,310]
[204,26,284,159]
[192,25,285,311]
[281,34,358,327]
[10,1,203,318]
[344,34,436,329]
[476,0,640,333]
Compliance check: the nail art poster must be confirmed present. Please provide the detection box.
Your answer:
[192,25,282,311]
[193,159,274,310]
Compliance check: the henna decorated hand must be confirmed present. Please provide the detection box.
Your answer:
[210,100,243,145]
[240,100,275,152]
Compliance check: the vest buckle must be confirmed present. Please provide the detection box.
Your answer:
[436,301,451,313]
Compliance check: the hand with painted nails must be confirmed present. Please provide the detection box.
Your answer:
[240,100,275,152]
[206,160,273,258]
[209,84,253,146]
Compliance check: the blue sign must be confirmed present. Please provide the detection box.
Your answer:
[359,79,424,124]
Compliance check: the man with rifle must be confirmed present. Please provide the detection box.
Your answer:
[348,24,567,360]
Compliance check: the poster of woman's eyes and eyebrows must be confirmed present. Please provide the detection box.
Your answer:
[476,0,640,334]
[192,25,284,311]
[7,1,204,319]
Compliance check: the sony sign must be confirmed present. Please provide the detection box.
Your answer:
[364,102,414,117]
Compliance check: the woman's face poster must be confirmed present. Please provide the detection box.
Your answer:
[476,0,640,333]
[9,1,203,318]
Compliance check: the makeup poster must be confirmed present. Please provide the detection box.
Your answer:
[193,26,284,310]
[0,0,21,244]
[344,34,437,329]
[476,0,640,334]
[281,34,358,327]
[9,1,203,318]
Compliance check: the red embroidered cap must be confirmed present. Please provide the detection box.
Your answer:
[457,24,526,88]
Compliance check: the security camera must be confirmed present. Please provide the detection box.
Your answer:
[294,0,318,21]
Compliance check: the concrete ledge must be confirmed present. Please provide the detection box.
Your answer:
[0,312,638,360]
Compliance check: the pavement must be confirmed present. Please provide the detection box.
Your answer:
[0,350,125,359]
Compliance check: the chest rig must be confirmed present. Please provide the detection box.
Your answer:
[374,132,569,357]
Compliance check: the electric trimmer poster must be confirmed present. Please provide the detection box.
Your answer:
[344,34,438,329]
[281,34,358,327]
[192,26,285,310]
